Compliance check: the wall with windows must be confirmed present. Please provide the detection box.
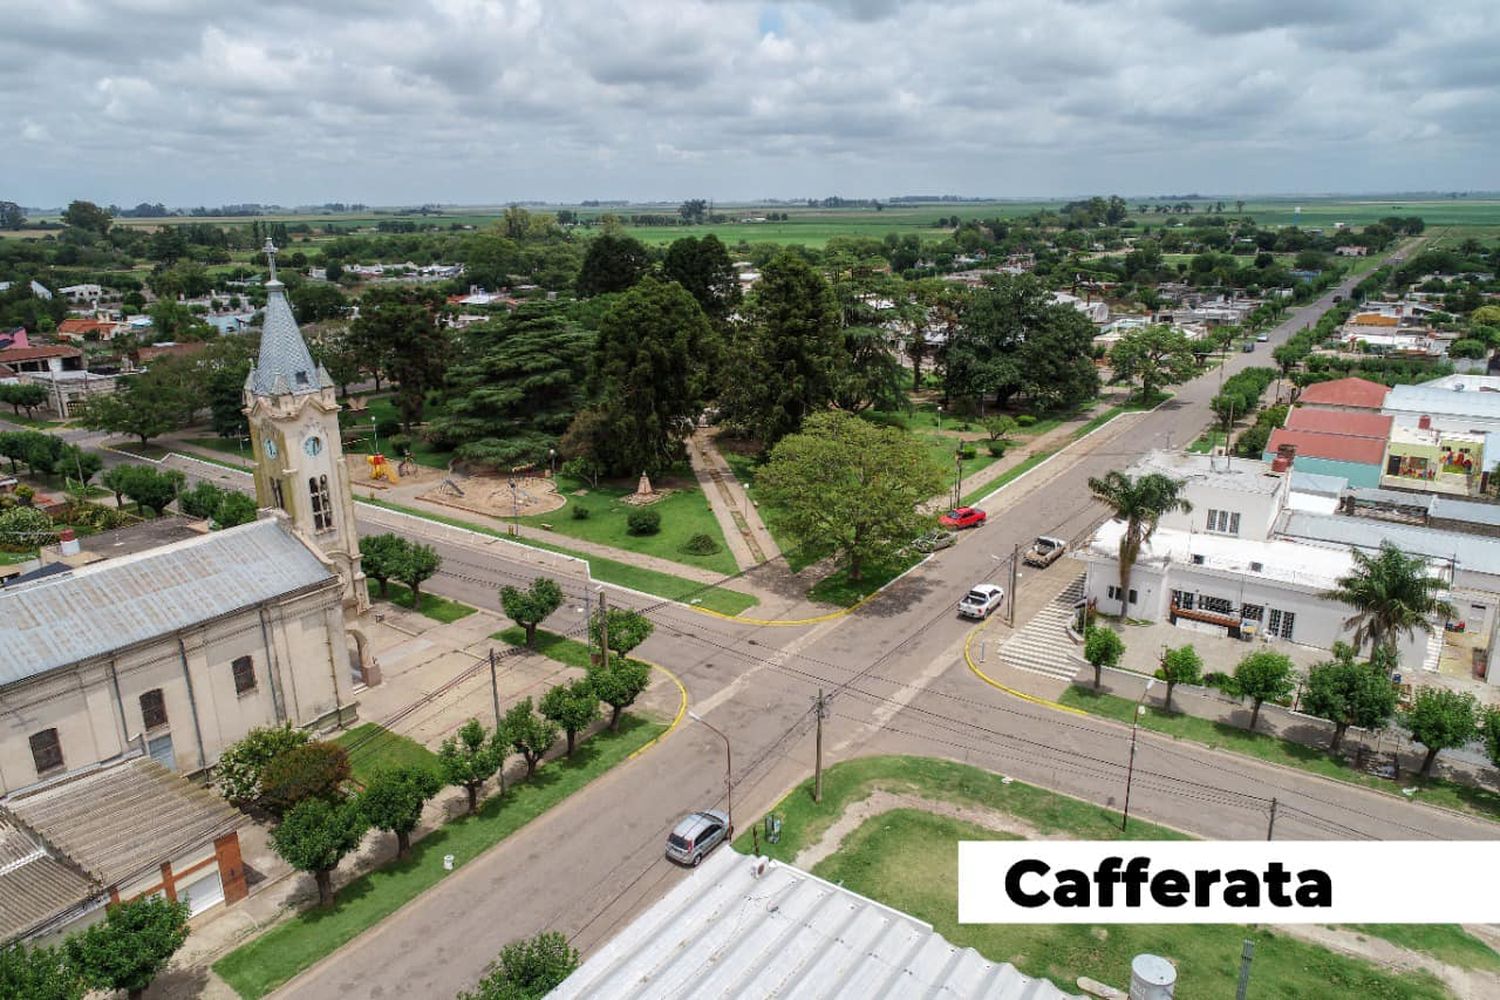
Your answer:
[1156,473,1287,542]
[0,582,354,796]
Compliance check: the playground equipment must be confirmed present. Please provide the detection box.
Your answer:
[440,478,465,497]
[367,453,399,484]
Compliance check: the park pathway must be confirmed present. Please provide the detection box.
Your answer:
[687,428,782,569]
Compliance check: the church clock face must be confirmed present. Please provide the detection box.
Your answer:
[263,438,278,459]
[304,436,323,457]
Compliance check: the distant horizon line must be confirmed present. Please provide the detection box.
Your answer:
[16,190,1500,215]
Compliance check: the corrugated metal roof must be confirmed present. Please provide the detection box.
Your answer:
[1281,512,1500,576]
[1386,384,1500,421]
[0,813,98,943]
[1346,487,1435,512]
[1430,496,1500,528]
[552,849,1078,1000]
[0,518,334,685]
[1289,471,1349,497]
[6,758,241,888]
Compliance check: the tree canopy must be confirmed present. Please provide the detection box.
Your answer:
[65,895,189,1000]
[1322,541,1456,657]
[1108,324,1200,403]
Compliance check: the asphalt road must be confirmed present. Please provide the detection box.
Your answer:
[268,243,1500,999]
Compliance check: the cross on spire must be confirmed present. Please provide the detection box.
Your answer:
[263,238,279,282]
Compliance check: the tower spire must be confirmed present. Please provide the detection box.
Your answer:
[263,237,279,283]
[246,238,329,396]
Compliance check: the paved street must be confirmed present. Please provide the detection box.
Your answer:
[258,244,1500,999]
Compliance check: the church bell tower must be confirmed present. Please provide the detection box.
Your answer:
[243,239,369,615]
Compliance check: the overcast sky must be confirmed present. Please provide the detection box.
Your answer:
[4,0,1498,207]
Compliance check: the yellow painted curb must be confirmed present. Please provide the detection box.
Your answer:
[627,658,689,760]
[962,614,1089,717]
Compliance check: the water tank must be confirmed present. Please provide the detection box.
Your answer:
[1129,954,1177,999]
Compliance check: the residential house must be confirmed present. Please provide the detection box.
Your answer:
[0,280,53,300]
[1049,290,1109,325]
[0,327,28,351]
[57,284,104,305]
[1295,376,1390,412]
[1335,245,1369,257]
[1380,419,1488,497]
[1263,407,1393,488]
[55,317,123,343]
[0,758,246,944]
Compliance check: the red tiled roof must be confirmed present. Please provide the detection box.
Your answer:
[1285,408,1393,440]
[1296,377,1389,410]
[57,318,117,335]
[0,346,82,363]
[1267,428,1387,466]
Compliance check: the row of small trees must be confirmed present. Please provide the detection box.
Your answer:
[0,895,190,1000]
[1083,627,1498,780]
[0,429,100,483]
[361,532,442,605]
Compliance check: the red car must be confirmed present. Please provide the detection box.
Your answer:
[939,506,987,529]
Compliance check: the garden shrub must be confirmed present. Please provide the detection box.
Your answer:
[681,532,720,555]
[215,724,311,805]
[987,440,1008,457]
[0,506,57,550]
[1015,414,1038,427]
[626,507,661,536]
[259,741,352,815]
[570,504,590,520]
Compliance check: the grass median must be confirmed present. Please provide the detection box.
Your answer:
[1059,686,1500,823]
[358,497,758,616]
[366,579,476,624]
[334,723,441,786]
[739,755,1456,1000]
[213,713,665,999]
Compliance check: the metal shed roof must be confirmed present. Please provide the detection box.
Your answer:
[551,848,1078,1000]
[0,814,97,944]
[0,518,334,686]
[1281,512,1500,576]
[5,757,242,888]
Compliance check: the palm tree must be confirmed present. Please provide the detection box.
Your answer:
[1087,470,1192,615]
[1322,542,1456,656]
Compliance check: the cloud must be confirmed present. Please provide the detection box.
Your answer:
[0,0,1496,205]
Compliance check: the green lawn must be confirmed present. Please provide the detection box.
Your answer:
[358,497,758,616]
[1187,429,1228,454]
[963,451,1054,506]
[806,550,923,607]
[213,714,666,999]
[1345,925,1500,974]
[494,626,640,673]
[1059,686,1500,823]
[184,436,253,465]
[366,579,477,624]
[737,756,1451,1000]
[814,809,1450,1000]
[517,472,738,576]
[0,412,64,429]
[334,723,441,785]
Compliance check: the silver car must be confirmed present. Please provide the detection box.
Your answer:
[665,809,731,867]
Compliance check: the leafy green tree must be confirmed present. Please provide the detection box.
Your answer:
[576,233,650,297]
[0,430,28,473]
[499,577,564,648]
[1083,625,1125,691]
[360,533,406,599]
[726,253,842,447]
[206,361,252,438]
[1155,644,1203,713]
[458,931,579,1000]
[502,697,560,778]
[0,940,82,1000]
[1322,541,1457,657]
[215,490,258,527]
[829,325,906,414]
[119,467,184,517]
[661,234,740,320]
[1404,688,1480,778]
[0,200,26,230]
[214,723,311,804]
[588,607,655,659]
[1086,469,1192,616]
[65,896,188,1000]
[429,305,590,468]
[178,480,227,520]
[63,446,102,486]
[588,276,718,476]
[393,540,441,607]
[350,285,449,430]
[270,797,369,907]
[438,719,506,813]
[259,741,352,816]
[0,506,56,550]
[1482,707,1500,768]
[540,678,600,756]
[757,410,945,581]
[1232,650,1295,730]
[291,282,349,324]
[61,199,113,235]
[361,765,442,859]
[982,414,1018,442]
[0,382,48,418]
[78,361,199,446]
[587,658,651,732]
[1108,324,1200,403]
[1301,643,1398,752]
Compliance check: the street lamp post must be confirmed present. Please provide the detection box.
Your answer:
[370,415,379,456]
[687,711,733,832]
[508,475,519,536]
[1121,678,1156,832]
[954,450,963,510]
[936,405,943,431]
[548,447,558,480]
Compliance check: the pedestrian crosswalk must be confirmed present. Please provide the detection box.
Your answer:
[996,576,1087,681]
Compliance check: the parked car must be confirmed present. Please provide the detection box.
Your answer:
[1023,535,1068,568]
[958,583,1006,620]
[665,809,731,867]
[1255,333,1269,342]
[913,528,959,553]
[1240,341,1255,353]
[939,506,987,529]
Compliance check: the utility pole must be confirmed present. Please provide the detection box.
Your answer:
[1266,797,1278,841]
[814,690,828,803]
[1007,543,1019,627]
[488,648,505,793]
[1235,939,1255,1000]
[597,588,610,667]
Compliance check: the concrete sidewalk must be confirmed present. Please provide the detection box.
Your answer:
[687,428,780,570]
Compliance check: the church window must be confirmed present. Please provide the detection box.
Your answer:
[140,688,168,730]
[30,728,64,774]
[270,477,285,511]
[310,475,333,531]
[231,656,257,695]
